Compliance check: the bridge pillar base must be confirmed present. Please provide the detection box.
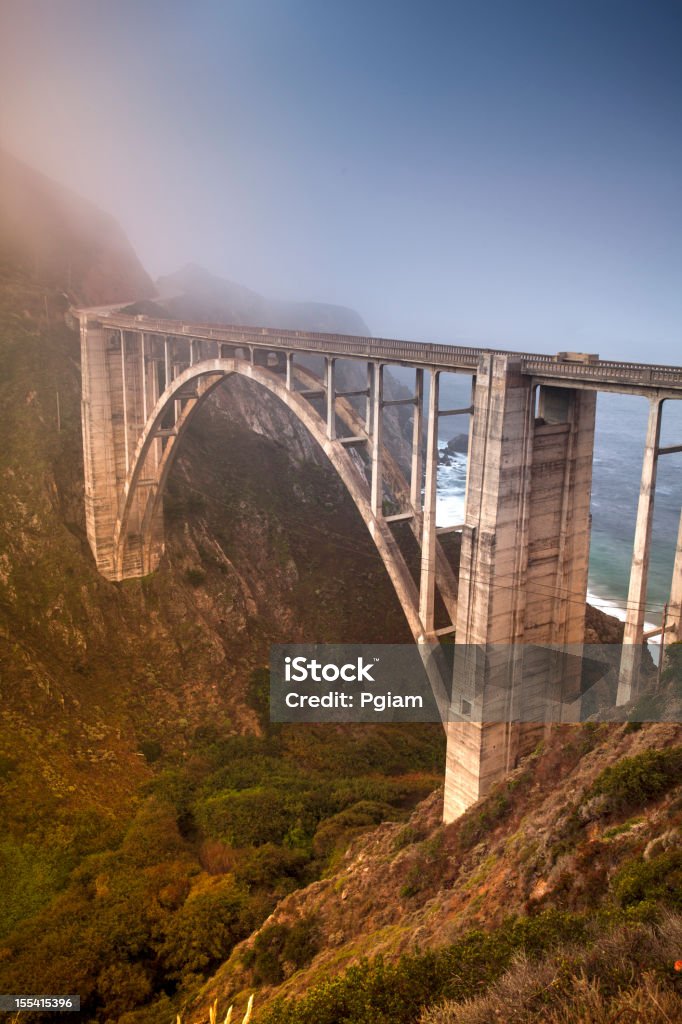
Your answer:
[443,721,544,822]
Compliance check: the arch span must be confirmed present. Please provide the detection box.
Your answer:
[115,356,430,642]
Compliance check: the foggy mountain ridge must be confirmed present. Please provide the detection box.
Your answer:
[156,262,371,335]
[0,148,154,306]
[0,148,373,336]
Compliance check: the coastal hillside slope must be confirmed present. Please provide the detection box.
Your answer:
[0,153,679,1024]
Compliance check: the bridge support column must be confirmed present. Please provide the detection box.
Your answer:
[80,318,122,577]
[618,397,663,702]
[370,363,384,516]
[665,509,682,646]
[419,369,440,632]
[80,319,162,580]
[443,356,596,821]
[365,361,374,434]
[326,358,336,440]
[410,368,424,512]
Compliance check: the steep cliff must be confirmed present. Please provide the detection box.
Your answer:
[191,718,682,1023]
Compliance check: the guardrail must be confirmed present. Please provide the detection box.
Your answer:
[82,311,682,390]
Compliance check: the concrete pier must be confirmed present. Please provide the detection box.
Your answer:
[443,355,596,820]
[668,511,682,646]
[618,399,663,701]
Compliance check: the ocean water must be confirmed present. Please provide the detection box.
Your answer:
[431,374,682,636]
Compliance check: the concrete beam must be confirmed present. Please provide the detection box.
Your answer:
[666,509,682,646]
[419,369,440,633]
[618,398,663,701]
[370,363,383,517]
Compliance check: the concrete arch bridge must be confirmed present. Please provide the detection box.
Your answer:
[76,308,682,820]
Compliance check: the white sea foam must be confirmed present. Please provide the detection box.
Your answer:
[436,443,467,527]
[587,588,662,668]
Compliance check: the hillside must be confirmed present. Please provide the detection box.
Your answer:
[0,153,680,1024]
[189,717,682,1023]
[157,263,370,335]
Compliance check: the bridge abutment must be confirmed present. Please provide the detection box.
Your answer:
[81,317,126,579]
[81,318,164,580]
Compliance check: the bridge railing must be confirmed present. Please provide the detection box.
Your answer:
[524,358,682,388]
[89,312,554,371]
[88,311,682,389]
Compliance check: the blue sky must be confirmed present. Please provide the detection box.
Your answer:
[1,0,680,358]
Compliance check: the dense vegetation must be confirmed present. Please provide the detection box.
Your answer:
[0,669,442,1020]
[258,907,682,1024]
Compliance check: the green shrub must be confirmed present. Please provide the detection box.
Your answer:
[243,916,320,985]
[139,739,162,763]
[458,790,511,851]
[588,747,682,817]
[612,848,682,909]
[422,914,682,1023]
[260,910,586,1024]
[312,800,394,858]
[157,875,251,982]
[393,825,420,851]
[233,843,309,890]
[194,788,294,846]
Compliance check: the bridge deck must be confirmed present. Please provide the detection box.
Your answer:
[82,310,682,394]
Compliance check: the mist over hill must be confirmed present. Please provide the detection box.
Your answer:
[0,149,154,306]
[157,263,370,334]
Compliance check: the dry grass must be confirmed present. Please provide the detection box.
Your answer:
[177,994,254,1024]
[428,972,681,1023]
[422,914,682,1024]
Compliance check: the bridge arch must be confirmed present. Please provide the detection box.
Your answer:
[115,356,429,642]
